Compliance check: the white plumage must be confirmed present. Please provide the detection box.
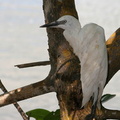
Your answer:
[41,15,108,109]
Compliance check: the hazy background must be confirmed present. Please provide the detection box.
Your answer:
[0,0,120,119]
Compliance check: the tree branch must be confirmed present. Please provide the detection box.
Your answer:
[101,107,120,119]
[0,80,28,120]
[15,61,50,68]
[0,76,55,107]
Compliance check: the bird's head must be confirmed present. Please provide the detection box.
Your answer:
[40,15,81,30]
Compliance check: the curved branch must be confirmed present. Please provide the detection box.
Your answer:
[0,76,55,107]
[106,28,120,84]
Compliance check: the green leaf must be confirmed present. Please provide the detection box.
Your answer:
[26,109,50,120]
[101,94,116,103]
[44,109,60,120]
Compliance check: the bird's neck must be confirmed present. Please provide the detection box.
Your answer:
[63,28,80,56]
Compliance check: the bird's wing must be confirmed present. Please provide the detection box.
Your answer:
[79,23,108,107]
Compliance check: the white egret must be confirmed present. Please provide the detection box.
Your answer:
[41,15,108,119]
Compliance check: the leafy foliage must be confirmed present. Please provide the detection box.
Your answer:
[44,109,60,120]
[26,109,60,120]
[101,94,116,103]
[26,109,50,120]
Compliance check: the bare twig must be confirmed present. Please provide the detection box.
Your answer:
[15,61,50,68]
[0,80,28,120]
[0,77,55,107]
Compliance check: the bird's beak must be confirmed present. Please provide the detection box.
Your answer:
[40,21,59,28]
[40,20,66,28]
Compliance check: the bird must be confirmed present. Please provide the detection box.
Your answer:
[40,15,108,119]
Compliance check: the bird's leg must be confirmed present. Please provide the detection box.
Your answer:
[85,100,97,120]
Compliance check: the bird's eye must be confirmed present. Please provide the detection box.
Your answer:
[63,20,67,24]
[59,20,67,24]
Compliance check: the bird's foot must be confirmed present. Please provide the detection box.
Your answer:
[85,114,95,120]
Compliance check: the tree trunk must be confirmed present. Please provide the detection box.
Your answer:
[43,0,83,120]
